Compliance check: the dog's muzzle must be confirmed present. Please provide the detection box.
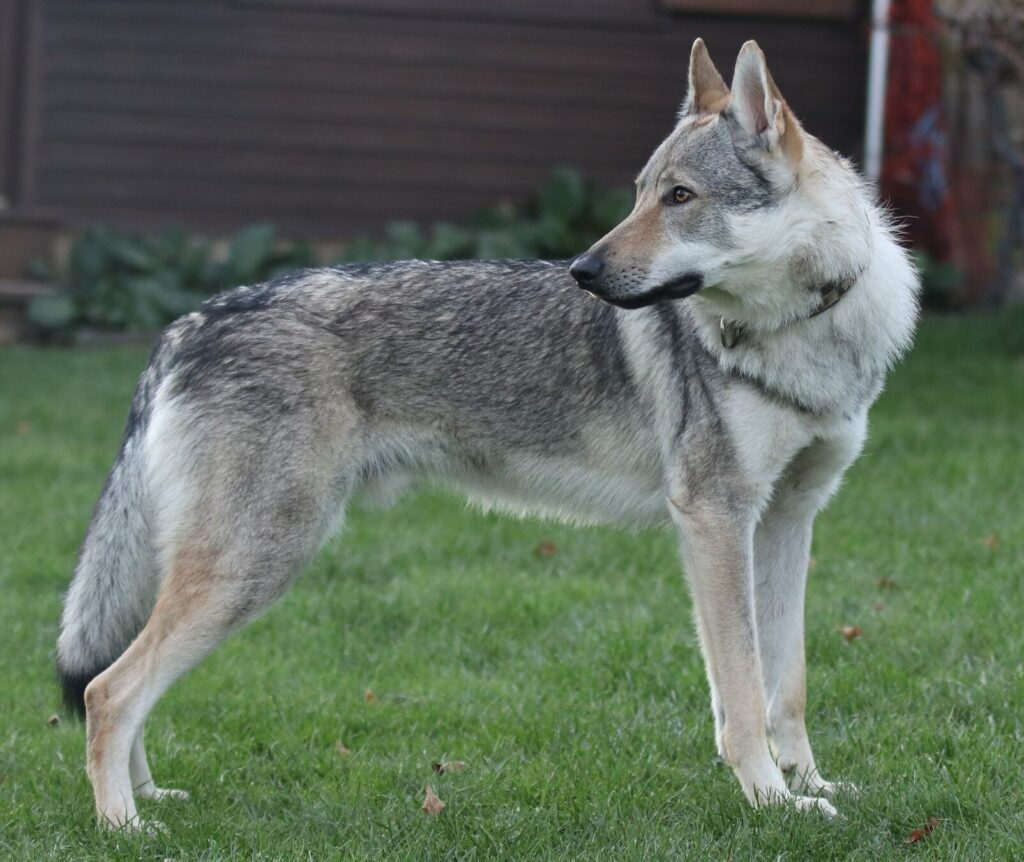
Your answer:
[569,253,703,309]
[600,272,704,309]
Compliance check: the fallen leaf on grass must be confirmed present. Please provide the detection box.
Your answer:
[839,625,863,641]
[422,784,445,815]
[876,576,898,591]
[904,817,943,844]
[364,689,376,703]
[808,555,817,570]
[15,420,31,435]
[983,534,1000,550]
[432,760,467,775]
[535,541,557,557]
[335,740,352,757]
[46,713,60,726]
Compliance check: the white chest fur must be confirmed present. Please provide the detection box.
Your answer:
[721,385,868,513]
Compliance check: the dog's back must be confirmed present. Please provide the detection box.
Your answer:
[57,259,672,724]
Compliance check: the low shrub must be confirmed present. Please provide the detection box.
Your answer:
[334,167,633,264]
[28,169,632,335]
[27,223,314,335]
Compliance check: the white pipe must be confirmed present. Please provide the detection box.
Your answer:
[863,0,892,183]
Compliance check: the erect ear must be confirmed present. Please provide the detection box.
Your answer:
[728,41,803,163]
[682,38,729,117]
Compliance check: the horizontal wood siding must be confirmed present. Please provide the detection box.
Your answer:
[20,0,868,236]
[0,0,23,205]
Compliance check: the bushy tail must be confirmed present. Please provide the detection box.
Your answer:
[57,413,159,718]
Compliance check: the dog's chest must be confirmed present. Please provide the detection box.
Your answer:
[720,386,857,504]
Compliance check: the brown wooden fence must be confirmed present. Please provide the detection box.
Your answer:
[0,0,869,237]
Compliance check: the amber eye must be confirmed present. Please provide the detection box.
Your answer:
[671,186,694,205]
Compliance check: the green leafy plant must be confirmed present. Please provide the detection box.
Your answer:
[334,167,634,264]
[27,223,313,335]
[29,169,632,335]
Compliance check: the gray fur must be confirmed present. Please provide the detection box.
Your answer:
[56,38,920,829]
[54,257,745,706]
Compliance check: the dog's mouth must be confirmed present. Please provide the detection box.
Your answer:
[597,273,704,310]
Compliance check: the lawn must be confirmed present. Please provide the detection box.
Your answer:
[1,315,1022,860]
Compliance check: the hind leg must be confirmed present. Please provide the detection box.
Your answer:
[84,529,321,831]
[130,728,189,802]
[85,557,245,830]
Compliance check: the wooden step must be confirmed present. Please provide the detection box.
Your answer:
[0,279,56,305]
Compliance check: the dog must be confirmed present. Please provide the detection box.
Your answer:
[57,39,919,830]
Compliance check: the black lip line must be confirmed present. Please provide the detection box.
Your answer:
[599,273,704,310]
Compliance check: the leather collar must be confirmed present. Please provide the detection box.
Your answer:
[719,276,857,350]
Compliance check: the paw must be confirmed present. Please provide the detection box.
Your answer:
[138,786,190,802]
[98,813,167,835]
[814,779,858,798]
[786,769,857,798]
[748,783,839,818]
[792,795,838,818]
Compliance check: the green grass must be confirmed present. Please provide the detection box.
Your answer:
[1,315,1023,860]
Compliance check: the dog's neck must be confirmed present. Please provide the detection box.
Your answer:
[717,271,860,350]
[678,212,918,417]
[692,143,876,340]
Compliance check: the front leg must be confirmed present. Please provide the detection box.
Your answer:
[754,493,829,795]
[755,433,865,797]
[670,497,835,816]
[130,728,190,802]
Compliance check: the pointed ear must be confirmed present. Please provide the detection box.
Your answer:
[682,38,729,117]
[729,41,803,163]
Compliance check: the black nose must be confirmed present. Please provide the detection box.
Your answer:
[569,253,605,288]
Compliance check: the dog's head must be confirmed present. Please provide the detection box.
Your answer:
[570,39,866,321]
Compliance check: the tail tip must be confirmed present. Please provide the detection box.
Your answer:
[58,666,94,720]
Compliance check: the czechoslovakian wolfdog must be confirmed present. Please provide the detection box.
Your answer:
[58,39,918,829]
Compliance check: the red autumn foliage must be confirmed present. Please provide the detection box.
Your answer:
[904,816,942,844]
